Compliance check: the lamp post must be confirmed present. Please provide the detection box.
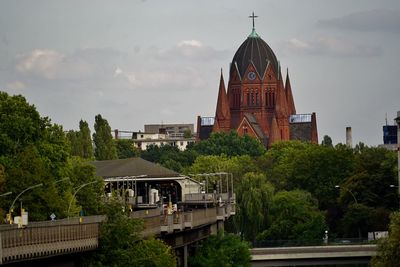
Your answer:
[8,183,43,223]
[335,185,361,239]
[67,180,101,217]
[335,185,358,204]
[54,177,70,184]
[0,192,12,197]
[390,184,400,210]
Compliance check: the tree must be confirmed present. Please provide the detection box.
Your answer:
[130,238,176,267]
[80,120,94,159]
[141,144,198,172]
[116,139,140,159]
[189,232,251,267]
[372,212,400,267]
[93,114,117,160]
[183,129,192,138]
[0,92,72,220]
[191,131,266,157]
[67,157,104,217]
[85,201,176,267]
[85,201,143,266]
[66,120,94,159]
[257,190,326,243]
[260,141,355,209]
[321,135,333,147]
[235,173,274,243]
[66,130,82,157]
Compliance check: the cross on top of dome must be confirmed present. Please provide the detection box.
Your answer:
[248,12,259,38]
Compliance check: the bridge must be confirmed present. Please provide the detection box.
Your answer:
[0,203,234,266]
[251,244,377,266]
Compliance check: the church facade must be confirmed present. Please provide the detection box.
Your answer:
[197,16,318,147]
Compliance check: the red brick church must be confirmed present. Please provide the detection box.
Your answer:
[197,13,318,147]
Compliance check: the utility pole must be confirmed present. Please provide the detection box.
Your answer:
[395,111,400,204]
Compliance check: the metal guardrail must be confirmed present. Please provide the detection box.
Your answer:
[0,215,104,264]
[0,203,235,264]
[253,238,371,248]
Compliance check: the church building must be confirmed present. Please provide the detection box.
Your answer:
[197,13,318,147]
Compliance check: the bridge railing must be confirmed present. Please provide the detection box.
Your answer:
[0,215,105,264]
[253,238,371,248]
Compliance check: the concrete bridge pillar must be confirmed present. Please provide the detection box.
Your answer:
[183,245,188,267]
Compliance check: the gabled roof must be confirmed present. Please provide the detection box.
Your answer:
[91,157,179,179]
[241,113,269,147]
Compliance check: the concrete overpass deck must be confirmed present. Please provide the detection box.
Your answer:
[251,244,377,266]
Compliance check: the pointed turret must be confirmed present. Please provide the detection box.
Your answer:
[213,70,231,132]
[275,72,289,119]
[285,68,296,115]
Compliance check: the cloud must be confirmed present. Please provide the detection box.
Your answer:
[15,47,126,81]
[317,9,400,33]
[113,66,206,90]
[283,37,382,57]
[16,49,65,79]
[6,80,26,90]
[156,39,229,61]
[11,43,221,95]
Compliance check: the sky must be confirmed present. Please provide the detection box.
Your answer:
[1,0,400,146]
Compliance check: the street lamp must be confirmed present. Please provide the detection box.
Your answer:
[335,185,362,239]
[0,192,12,197]
[8,183,43,222]
[335,185,358,204]
[54,177,70,184]
[67,180,101,217]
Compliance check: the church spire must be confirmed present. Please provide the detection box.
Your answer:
[213,69,231,132]
[285,68,296,115]
[275,77,289,118]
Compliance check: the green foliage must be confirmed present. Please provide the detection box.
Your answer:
[184,154,258,179]
[372,212,400,267]
[191,131,266,157]
[261,141,355,209]
[80,120,94,159]
[93,114,117,160]
[0,92,44,156]
[235,173,274,243]
[183,129,192,138]
[115,139,140,159]
[0,92,104,221]
[341,146,397,209]
[257,190,326,242]
[321,135,333,147]
[67,157,104,216]
[141,144,198,172]
[130,238,176,267]
[66,120,93,159]
[86,201,143,266]
[189,232,251,267]
[86,201,176,267]
[0,92,74,220]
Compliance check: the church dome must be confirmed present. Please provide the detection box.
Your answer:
[230,29,279,80]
